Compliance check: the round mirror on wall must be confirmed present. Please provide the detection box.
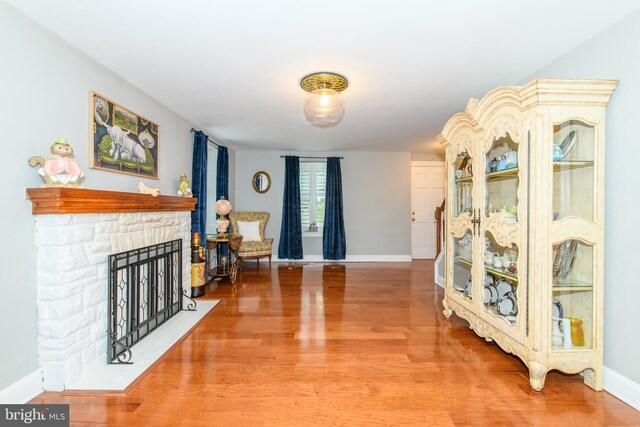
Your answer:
[252,171,271,193]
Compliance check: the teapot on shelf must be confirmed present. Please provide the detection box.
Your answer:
[501,253,511,267]
[484,237,494,265]
[485,250,495,266]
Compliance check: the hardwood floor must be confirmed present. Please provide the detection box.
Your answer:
[31,261,639,426]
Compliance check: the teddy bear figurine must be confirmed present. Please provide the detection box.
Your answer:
[177,174,193,197]
[28,138,84,188]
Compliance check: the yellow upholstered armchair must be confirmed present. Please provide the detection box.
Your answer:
[229,212,273,269]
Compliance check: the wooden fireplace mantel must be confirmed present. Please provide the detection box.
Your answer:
[26,187,197,214]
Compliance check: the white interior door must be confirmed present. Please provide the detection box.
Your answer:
[411,162,445,259]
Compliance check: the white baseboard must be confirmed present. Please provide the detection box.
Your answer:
[604,367,640,411]
[0,369,43,404]
[273,255,412,263]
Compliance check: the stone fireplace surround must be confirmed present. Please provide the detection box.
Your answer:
[27,188,210,391]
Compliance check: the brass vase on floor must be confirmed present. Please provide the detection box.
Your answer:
[190,232,206,298]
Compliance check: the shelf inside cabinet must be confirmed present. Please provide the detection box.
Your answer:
[455,176,473,183]
[552,279,593,292]
[456,257,519,283]
[455,257,473,266]
[550,347,592,353]
[455,257,472,267]
[552,286,593,292]
[485,265,518,283]
[553,160,594,170]
[486,167,519,182]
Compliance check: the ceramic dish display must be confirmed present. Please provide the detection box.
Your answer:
[552,298,564,319]
[504,248,518,261]
[497,297,514,316]
[553,130,577,161]
[484,274,494,286]
[483,286,491,305]
[483,284,498,305]
[553,240,577,279]
[495,278,514,299]
[489,285,498,304]
[497,291,518,316]
[464,279,472,299]
[559,130,577,158]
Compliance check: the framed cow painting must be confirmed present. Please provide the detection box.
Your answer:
[89,91,159,179]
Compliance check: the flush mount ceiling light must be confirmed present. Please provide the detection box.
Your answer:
[299,71,349,127]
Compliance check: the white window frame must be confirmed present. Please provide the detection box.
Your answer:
[300,162,326,237]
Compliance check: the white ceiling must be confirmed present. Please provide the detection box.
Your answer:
[8,1,640,153]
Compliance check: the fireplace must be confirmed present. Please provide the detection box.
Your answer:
[27,188,201,391]
[108,239,191,364]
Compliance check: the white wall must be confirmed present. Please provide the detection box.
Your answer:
[234,151,411,258]
[411,152,445,162]
[524,10,640,385]
[228,148,236,204]
[0,1,196,391]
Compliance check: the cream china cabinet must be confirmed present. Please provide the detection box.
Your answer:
[437,79,617,391]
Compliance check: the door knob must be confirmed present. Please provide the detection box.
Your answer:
[412,218,415,222]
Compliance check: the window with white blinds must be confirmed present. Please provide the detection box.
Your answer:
[300,162,326,231]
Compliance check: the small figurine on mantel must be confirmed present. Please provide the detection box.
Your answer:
[28,137,84,188]
[138,182,160,197]
[177,174,193,197]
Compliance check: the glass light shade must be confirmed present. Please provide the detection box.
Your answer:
[215,198,232,216]
[304,88,345,127]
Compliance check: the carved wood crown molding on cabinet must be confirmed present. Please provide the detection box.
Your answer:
[26,188,197,215]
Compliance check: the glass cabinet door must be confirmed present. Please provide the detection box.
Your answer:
[484,134,520,222]
[551,240,593,350]
[550,119,597,351]
[553,121,595,221]
[480,130,522,327]
[452,151,473,218]
[452,231,474,300]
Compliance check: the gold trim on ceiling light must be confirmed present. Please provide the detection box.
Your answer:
[299,72,349,92]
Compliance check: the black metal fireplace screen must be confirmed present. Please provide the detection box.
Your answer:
[108,239,194,364]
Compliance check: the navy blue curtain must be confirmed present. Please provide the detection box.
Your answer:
[216,146,230,258]
[216,145,229,200]
[323,157,346,260]
[191,131,208,242]
[278,156,303,259]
